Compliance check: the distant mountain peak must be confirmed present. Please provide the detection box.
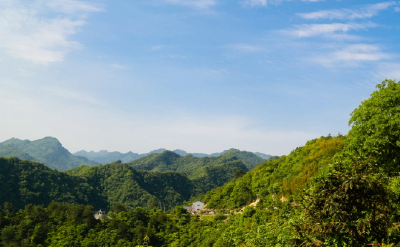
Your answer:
[0,137,97,170]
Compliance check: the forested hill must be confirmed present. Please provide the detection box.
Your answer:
[0,156,248,211]
[0,157,99,210]
[75,148,271,164]
[128,148,264,174]
[67,162,200,210]
[0,137,97,170]
[201,135,345,209]
[0,157,199,211]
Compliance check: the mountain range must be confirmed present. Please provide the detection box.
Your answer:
[0,137,272,171]
[75,148,271,164]
[0,137,272,210]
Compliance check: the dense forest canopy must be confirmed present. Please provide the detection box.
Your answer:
[1,79,400,246]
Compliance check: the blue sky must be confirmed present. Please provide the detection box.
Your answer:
[0,0,399,155]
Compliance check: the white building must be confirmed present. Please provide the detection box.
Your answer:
[94,209,106,220]
[191,201,204,212]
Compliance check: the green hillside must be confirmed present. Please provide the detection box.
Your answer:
[67,162,200,210]
[222,148,265,170]
[0,137,98,170]
[202,135,345,209]
[190,160,249,193]
[0,157,100,210]
[128,148,263,174]
[0,157,201,211]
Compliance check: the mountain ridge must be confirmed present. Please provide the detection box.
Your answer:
[75,148,272,164]
[0,137,98,170]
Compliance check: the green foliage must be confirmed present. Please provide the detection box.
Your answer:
[190,160,249,193]
[0,157,201,211]
[0,157,98,210]
[202,135,345,209]
[345,79,400,173]
[295,160,396,246]
[222,149,265,170]
[68,163,200,210]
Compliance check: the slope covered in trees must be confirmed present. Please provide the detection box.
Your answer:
[202,135,345,209]
[128,148,263,174]
[0,158,200,211]
[0,156,250,211]
[67,162,200,210]
[0,157,99,210]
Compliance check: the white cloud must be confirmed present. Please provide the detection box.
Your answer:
[286,22,377,38]
[226,44,264,52]
[46,0,101,14]
[313,44,392,67]
[333,44,391,61]
[298,1,397,20]
[151,45,165,51]
[163,54,187,59]
[241,0,324,7]
[163,0,216,9]
[242,0,267,7]
[0,0,100,65]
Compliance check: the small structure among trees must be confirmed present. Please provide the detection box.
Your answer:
[192,201,205,213]
[94,209,106,220]
[182,201,205,213]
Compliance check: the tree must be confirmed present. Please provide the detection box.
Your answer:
[345,79,400,173]
[296,159,396,246]
[234,169,245,178]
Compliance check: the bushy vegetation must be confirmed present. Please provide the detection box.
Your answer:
[201,135,345,209]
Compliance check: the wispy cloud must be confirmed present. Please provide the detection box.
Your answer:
[241,0,324,7]
[0,0,100,65]
[46,0,101,15]
[151,45,165,51]
[285,22,377,38]
[298,1,397,20]
[313,44,392,67]
[333,44,391,61]
[163,0,216,9]
[164,54,187,59]
[111,64,128,70]
[241,0,267,7]
[226,44,264,52]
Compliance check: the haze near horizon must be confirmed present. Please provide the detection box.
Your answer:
[0,0,399,155]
